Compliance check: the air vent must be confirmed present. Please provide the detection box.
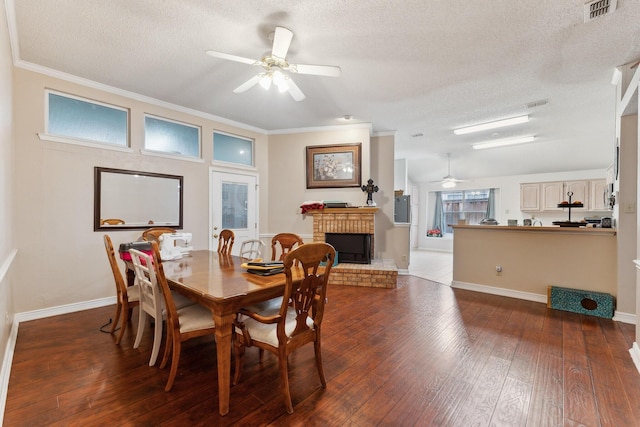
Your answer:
[526,99,548,109]
[584,0,617,22]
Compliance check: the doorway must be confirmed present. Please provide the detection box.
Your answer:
[210,168,258,256]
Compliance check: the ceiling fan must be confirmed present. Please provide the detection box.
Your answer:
[431,153,469,188]
[206,26,341,101]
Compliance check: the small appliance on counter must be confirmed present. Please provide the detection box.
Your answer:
[601,217,613,228]
[159,232,193,260]
[479,218,499,225]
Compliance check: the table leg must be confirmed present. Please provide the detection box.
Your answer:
[214,312,234,416]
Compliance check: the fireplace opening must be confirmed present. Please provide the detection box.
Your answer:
[325,233,372,264]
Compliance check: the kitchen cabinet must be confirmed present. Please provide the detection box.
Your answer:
[520,183,540,211]
[543,181,588,210]
[589,179,608,211]
[521,179,600,212]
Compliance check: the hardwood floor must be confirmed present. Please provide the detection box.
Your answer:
[4,275,640,426]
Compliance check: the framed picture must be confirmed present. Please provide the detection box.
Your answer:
[306,143,362,189]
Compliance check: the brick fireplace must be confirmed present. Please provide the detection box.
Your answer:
[308,207,397,288]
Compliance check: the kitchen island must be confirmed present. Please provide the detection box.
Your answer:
[451,224,617,303]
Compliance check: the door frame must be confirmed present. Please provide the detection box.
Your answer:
[209,165,260,252]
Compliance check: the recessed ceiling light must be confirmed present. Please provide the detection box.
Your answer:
[454,115,529,135]
[342,114,352,121]
[472,135,535,150]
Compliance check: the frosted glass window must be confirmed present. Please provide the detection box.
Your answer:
[47,92,128,146]
[222,182,248,228]
[213,132,253,166]
[144,115,200,158]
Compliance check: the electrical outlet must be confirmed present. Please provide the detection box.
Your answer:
[495,265,502,272]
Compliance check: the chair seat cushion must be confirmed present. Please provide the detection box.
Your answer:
[242,297,283,317]
[237,306,313,347]
[177,303,215,333]
[172,291,195,310]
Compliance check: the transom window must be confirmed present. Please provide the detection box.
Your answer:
[213,131,253,167]
[144,115,201,158]
[46,90,128,147]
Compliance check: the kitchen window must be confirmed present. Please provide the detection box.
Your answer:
[441,189,491,233]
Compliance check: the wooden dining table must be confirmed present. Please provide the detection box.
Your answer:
[157,250,296,416]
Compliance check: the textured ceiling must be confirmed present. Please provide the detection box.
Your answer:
[6,0,640,184]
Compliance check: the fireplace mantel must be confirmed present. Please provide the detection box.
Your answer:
[305,207,379,215]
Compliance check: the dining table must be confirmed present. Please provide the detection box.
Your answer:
[153,250,299,416]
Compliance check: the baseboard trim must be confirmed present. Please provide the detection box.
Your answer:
[451,280,547,304]
[14,297,116,323]
[452,281,636,325]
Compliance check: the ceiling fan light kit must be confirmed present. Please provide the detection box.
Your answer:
[453,115,529,135]
[472,135,535,150]
[206,26,341,101]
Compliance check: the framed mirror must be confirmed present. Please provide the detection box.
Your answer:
[94,167,183,231]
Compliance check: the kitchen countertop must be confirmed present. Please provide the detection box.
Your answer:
[451,224,616,235]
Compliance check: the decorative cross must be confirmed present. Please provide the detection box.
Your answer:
[361,178,379,206]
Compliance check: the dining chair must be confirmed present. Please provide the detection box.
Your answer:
[233,241,336,414]
[239,239,264,260]
[142,227,177,244]
[217,229,235,254]
[271,233,304,262]
[103,235,140,345]
[148,242,217,392]
[128,248,195,367]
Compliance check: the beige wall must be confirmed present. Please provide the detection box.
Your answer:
[11,68,268,313]
[266,126,372,235]
[0,0,15,369]
[453,226,617,298]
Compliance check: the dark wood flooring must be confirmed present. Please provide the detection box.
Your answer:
[4,275,640,426]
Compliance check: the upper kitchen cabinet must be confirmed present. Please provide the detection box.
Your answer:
[521,179,604,212]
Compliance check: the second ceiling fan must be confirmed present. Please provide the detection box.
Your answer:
[431,153,469,188]
[206,26,341,101]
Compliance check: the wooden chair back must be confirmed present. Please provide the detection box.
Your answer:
[142,227,177,244]
[271,233,304,262]
[217,229,235,254]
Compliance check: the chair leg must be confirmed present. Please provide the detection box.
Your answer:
[259,348,264,362]
[133,310,146,349]
[278,350,293,414]
[110,300,122,335]
[164,339,181,392]
[159,327,173,369]
[314,338,327,387]
[149,314,163,367]
[115,301,129,345]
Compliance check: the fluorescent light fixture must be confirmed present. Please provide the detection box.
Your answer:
[472,135,535,150]
[442,180,456,188]
[454,115,529,135]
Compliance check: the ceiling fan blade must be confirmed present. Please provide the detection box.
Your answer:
[271,26,293,59]
[233,75,262,93]
[206,50,257,65]
[285,78,306,101]
[291,63,341,77]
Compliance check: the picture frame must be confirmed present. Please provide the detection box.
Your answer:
[306,143,362,189]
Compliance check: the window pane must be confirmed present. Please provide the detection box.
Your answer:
[441,189,491,233]
[222,182,248,229]
[213,132,253,166]
[144,116,200,157]
[47,92,128,146]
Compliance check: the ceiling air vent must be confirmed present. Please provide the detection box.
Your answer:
[584,0,617,22]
